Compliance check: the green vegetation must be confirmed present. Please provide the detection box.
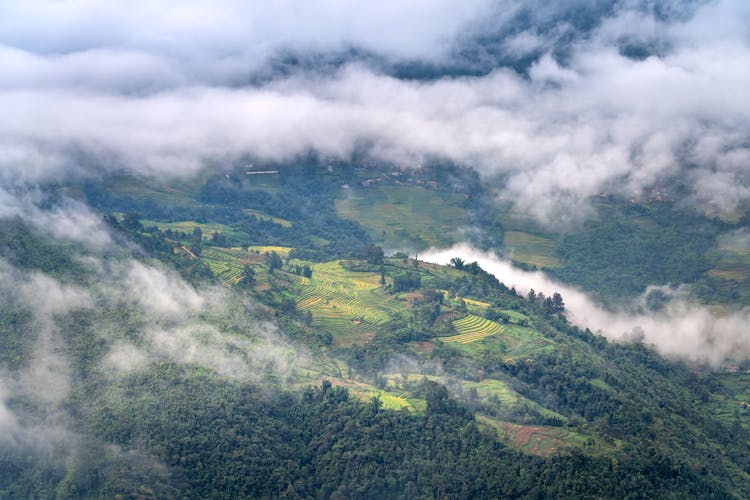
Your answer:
[243,208,293,227]
[336,184,469,250]
[551,205,719,303]
[4,165,750,497]
[293,260,400,346]
[141,219,247,241]
[475,196,749,306]
[503,230,563,268]
[440,314,505,344]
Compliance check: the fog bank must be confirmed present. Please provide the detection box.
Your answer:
[423,244,750,366]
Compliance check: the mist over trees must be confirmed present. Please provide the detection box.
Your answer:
[1,0,750,498]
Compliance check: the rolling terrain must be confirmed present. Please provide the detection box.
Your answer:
[2,166,750,497]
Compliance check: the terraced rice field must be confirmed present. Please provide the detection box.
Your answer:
[374,391,414,411]
[328,379,417,411]
[201,247,246,285]
[462,297,490,309]
[440,319,556,360]
[503,231,563,268]
[200,247,275,288]
[336,185,469,250]
[460,297,490,315]
[107,175,199,208]
[505,337,555,357]
[292,261,404,346]
[440,314,505,344]
[500,309,529,324]
[707,373,750,433]
[499,422,588,456]
[463,378,519,405]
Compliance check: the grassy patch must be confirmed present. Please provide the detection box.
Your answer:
[589,378,613,391]
[105,174,201,207]
[328,378,416,411]
[142,220,246,240]
[444,323,555,360]
[336,185,468,250]
[244,209,293,227]
[503,231,563,268]
[708,250,750,282]
[708,373,750,436]
[499,309,529,323]
[247,245,292,257]
[477,417,602,456]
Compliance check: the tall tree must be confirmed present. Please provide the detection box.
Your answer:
[239,265,255,288]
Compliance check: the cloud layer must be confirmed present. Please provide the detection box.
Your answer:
[0,253,307,454]
[0,1,748,365]
[0,0,748,223]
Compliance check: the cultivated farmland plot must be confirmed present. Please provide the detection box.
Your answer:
[440,314,506,344]
[291,260,405,345]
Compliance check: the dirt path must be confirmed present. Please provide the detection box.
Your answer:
[181,245,198,259]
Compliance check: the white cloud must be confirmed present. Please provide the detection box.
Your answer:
[0,381,19,441]
[0,0,748,363]
[124,260,205,319]
[0,1,747,225]
[102,341,150,376]
[423,244,750,366]
[0,187,113,249]
[0,0,491,71]
[20,270,93,320]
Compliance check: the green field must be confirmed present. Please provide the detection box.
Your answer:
[443,321,555,360]
[142,219,247,241]
[503,231,563,268]
[463,378,522,406]
[440,314,505,344]
[336,185,468,250]
[327,378,419,411]
[702,238,750,302]
[460,297,490,315]
[247,245,292,256]
[499,309,530,323]
[105,174,201,207]
[200,247,249,285]
[292,260,404,346]
[165,239,625,457]
[384,374,570,430]
[244,209,293,227]
[708,373,750,436]
[708,246,750,281]
[480,419,596,456]
[198,246,282,288]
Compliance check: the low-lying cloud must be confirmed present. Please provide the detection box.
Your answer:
[423,244,750,366]
[0,188,113,249]
[0,252,309,455]
[0,1,748,225]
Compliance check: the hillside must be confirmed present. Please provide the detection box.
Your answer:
[3,168,749,497]
[5,1,750,497]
